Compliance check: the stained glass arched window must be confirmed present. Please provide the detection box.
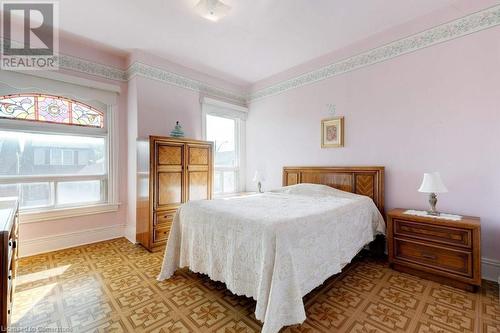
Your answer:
[0,94,104,128]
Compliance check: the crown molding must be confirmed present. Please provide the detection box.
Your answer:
[59,54,128,81]
[126,62,247,105]
[0,38,246,104]
[249,4,500,102]
[56,57,247,104]
[0,38,128,82]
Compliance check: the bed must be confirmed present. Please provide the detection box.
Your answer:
[159,166,385,333]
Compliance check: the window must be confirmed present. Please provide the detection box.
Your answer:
[202,98,247,195]
[78,150,89,166]
[50,148,62,165]
[62,150,74,166]
[34,149,46,165]
[0,93,104,127]
[0,93,110,212]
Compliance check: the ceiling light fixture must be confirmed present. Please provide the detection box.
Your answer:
[194,0,231,22]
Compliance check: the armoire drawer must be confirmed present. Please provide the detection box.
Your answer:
[154,210,176,226]
[153,226,171,243]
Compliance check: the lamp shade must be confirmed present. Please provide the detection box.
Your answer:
[418,172,448,193]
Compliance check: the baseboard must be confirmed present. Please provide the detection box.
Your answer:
[19,224,126,257]
[482,257,500,282]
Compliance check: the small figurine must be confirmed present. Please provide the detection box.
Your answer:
[170,121,185,137]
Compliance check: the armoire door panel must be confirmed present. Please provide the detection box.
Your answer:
[186,165,208,172]
[157,144,183,165]
[187,171,209,201]
[157,172,183,207]
[188,146,209,165]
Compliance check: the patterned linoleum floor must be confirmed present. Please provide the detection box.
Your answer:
[12,238,500,333]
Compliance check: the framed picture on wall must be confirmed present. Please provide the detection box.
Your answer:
[321,116,344,148]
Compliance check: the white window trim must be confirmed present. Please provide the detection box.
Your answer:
[201,97,247,195]
[0,72,121,223]
[106,104,119,207]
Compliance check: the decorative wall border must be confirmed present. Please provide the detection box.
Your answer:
[0,38,126,82]
[249,4,500,102]
[59,54,128,81]
[57,55,247,104]
[126,62,247,104]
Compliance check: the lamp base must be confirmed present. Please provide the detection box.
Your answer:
[427,193,440,216]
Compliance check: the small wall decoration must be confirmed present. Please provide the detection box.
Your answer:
[326,103,336,115]
[321,116,344,148]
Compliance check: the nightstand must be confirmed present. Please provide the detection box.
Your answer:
[387,208,481,292]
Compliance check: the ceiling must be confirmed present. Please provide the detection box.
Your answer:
[58,0,458,86]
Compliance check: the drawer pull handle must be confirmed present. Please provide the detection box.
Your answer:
[8,275,11,280]
[163,215,172,219]
[421,253,437,260]
[7,309,10,315]
[12,240,16,249]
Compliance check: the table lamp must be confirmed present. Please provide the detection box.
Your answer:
[418,172,448,216]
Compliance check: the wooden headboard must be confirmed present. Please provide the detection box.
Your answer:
[283,166,385,214]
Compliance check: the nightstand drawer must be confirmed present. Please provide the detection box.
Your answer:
[394,219,471,248]
[394,238,472,277]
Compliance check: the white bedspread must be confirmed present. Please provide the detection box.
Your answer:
[158,184,385,333]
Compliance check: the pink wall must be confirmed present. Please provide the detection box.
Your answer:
[126,77,138,241]
[246,26,500,264]
[136,76,203,139]
[128,50,247,140]
[252,0,499,92]
[124,76,204,241]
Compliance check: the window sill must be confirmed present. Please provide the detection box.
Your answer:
[20,203,120,224]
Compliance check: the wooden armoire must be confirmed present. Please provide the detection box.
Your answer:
[136,136,213,251]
